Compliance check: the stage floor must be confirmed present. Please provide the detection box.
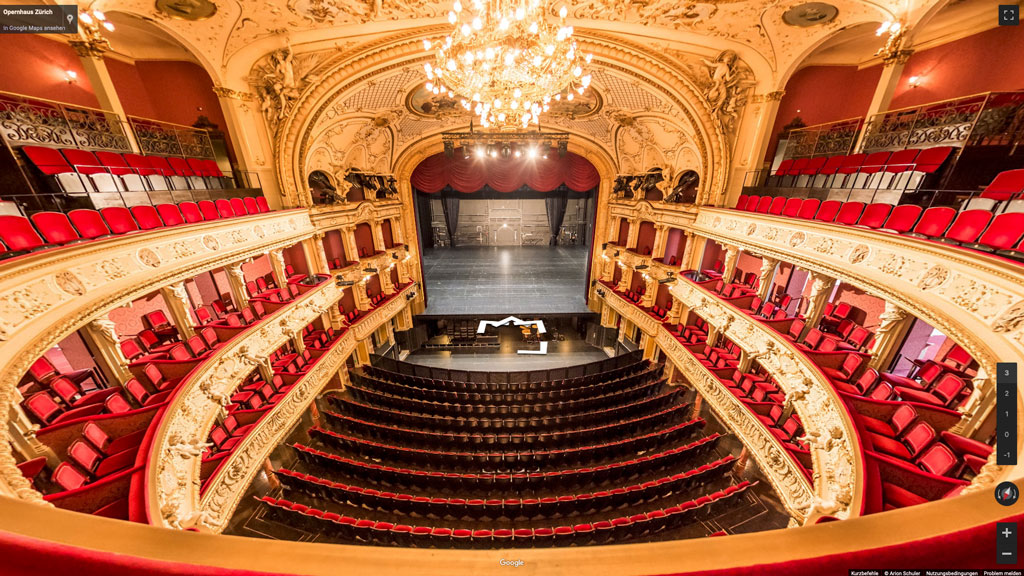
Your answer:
[419,245,592,316]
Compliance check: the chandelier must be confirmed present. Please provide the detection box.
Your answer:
[423,0,592,129]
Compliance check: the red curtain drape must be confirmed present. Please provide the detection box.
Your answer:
[411,149,599,193]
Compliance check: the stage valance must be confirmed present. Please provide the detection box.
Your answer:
[411,150,600,194]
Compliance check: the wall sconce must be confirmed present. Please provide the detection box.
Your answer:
[64,70,78,84]
[908,76,922,88]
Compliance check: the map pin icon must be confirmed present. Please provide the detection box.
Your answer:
[67,13,74,24]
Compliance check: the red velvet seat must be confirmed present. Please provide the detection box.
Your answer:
[31,212,86,245]
[22,146,90,193]
[63,148,124,192]
[905,207,955,240]
[256,197,270,213]
[215,199,234,218]
[912,146,953,175]
[801,156,828,177]
[836,153,867,179]
[854,203,892,229]
[68,210,113,239]
[179,202,204,223]
[858,404,918,438]
[23,392,102,426]
[198,200,220,220]
[935,210,993,245]
[735,194,748,210]
[814,200,842,223]
[243,197,260,215]
[868,420,936,461]
[773,160,792,178]
[880,204,923,233]
[0,214,53,252]
[796,198,820,219]
[768,196,786,215]
[125,377,171,406]
[124,153,167,190]
[916,443,959,476]
[817,155,845,181]
[52,462,89,491]
[834,201,865,225]
[980,169,1024,201]
[960,213,1024,253]
[895,373,969,408]
[754,196,772,214]
[130,205,165,230]
[782,197,802,217]
[229,198,247,217]
[859,151,891,181]
[156,204,185,226]
[884,148,919,174]
[95,151,146,191]
[99,207,140,234]
[743,195,760,211]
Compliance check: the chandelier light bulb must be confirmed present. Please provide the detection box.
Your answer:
[102,21,114,31]
[431,0,592,128]
[93,10,106,20]
[567,92,574,101]
[80,12,93,25]
[423,39,432,51]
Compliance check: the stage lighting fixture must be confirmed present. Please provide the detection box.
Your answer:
[658,277,676,284]
[601,242,608,250]
[475,145,485,158]
[363,267,378,273]
[336,279,355,287]
[635,264,649,270]
[527,146,538,159]
[513,148,522,158]
[501,144,511,159]
[392,253,399,259]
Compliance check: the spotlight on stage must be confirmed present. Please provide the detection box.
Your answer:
[363,267,378,273]
[658,277,677,284]
[634,264,649,271]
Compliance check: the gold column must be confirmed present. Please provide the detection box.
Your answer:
[685,233,705,271]
[757,256,779,300]
[625,219,640,250]
[855,49,914,150]
[302,234,330,276]
[642,274,658,308]
[79,318,132,385]
[160,281,196,340]
[69,41,140,151]
[868,301,913,370]
[224,262,250,310]
[340,225,360,262]
[389,217,404,246]
[268,249,289,289]
[355,339,373,365]
[615,265,631,292]
[804,271,837,333]
[371,222,387,253]
[641,333,658,361]
[652,224,669,260]
[722,245,740,284]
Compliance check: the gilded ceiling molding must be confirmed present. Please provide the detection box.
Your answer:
[689,208,1024,471]
[197,283,415,530]
[150,281,347,530]
[213,86,257,101]
[0,212,316,503]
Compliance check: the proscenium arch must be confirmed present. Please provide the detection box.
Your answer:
[275,27,730,208]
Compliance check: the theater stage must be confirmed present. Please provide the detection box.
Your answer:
[419,245,592,316]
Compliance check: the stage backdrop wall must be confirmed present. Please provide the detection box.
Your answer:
[426,197,591,247]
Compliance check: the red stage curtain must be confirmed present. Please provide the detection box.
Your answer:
[411,150,599,193]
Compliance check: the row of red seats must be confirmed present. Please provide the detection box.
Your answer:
[321,401,691,449]
[349,371,663,417]
[260,481,755,547]
[374,351,645,386]
[310,417,706,469]
[275,456,736,520]
[770,147,952,190]
[23,145,233,194]
[0,196,270,260]
[709,281,990,485]
[292,432,724,491]
[202,322,350,482]
[49,421,144,493]
[734,194,1024,261]
[326,386,682,433]
[363,359,648,393]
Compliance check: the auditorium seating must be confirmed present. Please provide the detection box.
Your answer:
[766,146,953,190]
[732,170,1024,263]
[21,146,243,194]
[0,197,273,261]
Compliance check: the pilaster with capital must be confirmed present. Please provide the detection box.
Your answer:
[79,318,132,385]
[160,281,196,340]
[652,224,669,260]
[757,257,779,300]
[615,265,631,292]
[681,232,700,271]
[804,272,837,334]
[868,301,913,370]
[340,226,360,263]
[302,235,330,276]
[625,219,640,251]
[224,262,250,309]
[268,249,288,290]
[722,245,741,284]
[642,273,658,308]
[371,222,386,254]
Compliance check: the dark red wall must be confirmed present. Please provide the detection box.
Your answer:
[355,223,376,256]
[0,34,99,107]
[635,221,656,254]
[889,25,1024,109]
[769,25,1024,160]
[0,36,230,150]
